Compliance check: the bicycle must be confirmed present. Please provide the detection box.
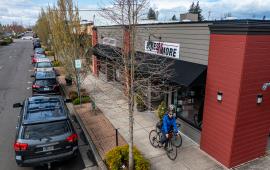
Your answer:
[149,122,182,160]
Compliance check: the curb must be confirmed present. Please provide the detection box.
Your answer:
[60,83,108,170]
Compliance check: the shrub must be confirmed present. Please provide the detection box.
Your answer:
[52,60,62,67]
[72,96,91,105]
[156,101,167,121]
[105,145,150,170]
[0,40,8,46]
[68,91,78,101]
[0,38,13,45]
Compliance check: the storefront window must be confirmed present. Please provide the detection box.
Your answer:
[172,87,204,130]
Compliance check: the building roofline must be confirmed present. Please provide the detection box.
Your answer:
[95,19,270,28]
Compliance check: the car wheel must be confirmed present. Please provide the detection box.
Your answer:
[71,149,78,159]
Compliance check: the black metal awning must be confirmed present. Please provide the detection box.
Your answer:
[169,60,207,87]
[92,44,207,87]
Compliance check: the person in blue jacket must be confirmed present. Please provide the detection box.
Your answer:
[160,104,180,149]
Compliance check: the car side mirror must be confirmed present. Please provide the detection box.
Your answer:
[13,103,23,108]
[64,99,72,103]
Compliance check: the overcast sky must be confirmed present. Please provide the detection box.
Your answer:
[0,0,270,26]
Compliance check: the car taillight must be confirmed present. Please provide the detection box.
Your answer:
[66,134,78,143]
[32,84,40,88]
[14,142,28,151]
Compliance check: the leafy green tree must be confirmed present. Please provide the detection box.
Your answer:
[188,1,204,21]
[147,7,157,20]
[172,14,177,21]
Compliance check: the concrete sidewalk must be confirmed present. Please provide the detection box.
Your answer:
[81,74,226,170]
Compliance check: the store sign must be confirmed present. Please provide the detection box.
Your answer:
[145,41,180,58]
[103,37,117,47]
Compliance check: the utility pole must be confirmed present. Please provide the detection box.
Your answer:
[208,11,211,20]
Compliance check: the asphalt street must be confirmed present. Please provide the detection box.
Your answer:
[0,39,85,170]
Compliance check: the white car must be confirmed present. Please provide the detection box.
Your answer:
[21,36,33,40]
[35,61,54,72]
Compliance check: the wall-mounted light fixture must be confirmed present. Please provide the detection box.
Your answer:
[217,91,223,102]
[257,94,263,105]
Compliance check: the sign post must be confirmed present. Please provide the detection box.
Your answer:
[75,59,82,106]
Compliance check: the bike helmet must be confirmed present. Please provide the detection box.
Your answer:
[168,104,175,111]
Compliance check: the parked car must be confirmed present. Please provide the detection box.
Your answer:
[35,61,54,72]
[13,96,78,167]
[21,36,33,40]
[31,71,60,95]
[34,48,45,55]
[31,54,48,64]
[33,41,41,49]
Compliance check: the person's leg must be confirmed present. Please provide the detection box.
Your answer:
[160,132,167,145]
[160,132,168,149]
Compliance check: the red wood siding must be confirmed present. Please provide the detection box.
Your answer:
[230,35,270,167]
[201,33,270,168]
[201,34,247,167]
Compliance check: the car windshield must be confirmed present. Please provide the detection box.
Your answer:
[35,48,44,54]
[35,79,57,86]
[35,71,56,79]
[35,55,46,59]
[23,121,69,140]
[37,62,52,68]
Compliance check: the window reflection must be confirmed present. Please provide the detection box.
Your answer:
[172,86,204,130]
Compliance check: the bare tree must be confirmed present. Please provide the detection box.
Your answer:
[98,0,174,169]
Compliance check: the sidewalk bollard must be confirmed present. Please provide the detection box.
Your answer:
[115,128,119,146]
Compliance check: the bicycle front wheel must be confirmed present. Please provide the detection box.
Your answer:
[172,134,182,148]
[149,130,160,148]
[166,141,177,160]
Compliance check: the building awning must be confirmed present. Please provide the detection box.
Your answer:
[169,60,207,87]
[92,44,207,87]
[92,44,123,63]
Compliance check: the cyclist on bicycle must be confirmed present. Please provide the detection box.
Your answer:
[160,104,180,150]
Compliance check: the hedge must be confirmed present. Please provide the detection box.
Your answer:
[72,96,91,105]
[0,38,13,46]
[105,145,150,170]
[52,60,62,67]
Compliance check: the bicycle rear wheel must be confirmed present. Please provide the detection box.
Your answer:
[172,134,182,148]
[166,141,177,160]
[149,130,160,148]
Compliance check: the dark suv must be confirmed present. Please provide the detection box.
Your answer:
[32,71,60,95]
[13,96,78,167]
